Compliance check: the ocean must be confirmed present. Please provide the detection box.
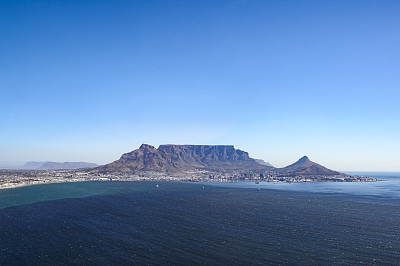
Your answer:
[0,173,399,265]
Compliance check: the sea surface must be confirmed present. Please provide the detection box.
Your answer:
[0,173,399,265]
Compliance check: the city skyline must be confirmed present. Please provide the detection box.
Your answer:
[1,0,399,171]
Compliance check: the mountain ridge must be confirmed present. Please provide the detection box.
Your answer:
[254,159,273,167]
[22,161,98,170]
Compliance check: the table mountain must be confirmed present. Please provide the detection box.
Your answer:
[91,144,341,176]
[94,144,270,173]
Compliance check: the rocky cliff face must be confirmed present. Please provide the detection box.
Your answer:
[95,144,269,173]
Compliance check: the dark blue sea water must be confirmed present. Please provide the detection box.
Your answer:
[0,173,399,265]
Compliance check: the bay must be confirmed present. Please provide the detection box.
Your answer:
[0,173,399,265]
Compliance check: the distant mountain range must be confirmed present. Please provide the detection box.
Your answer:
[22,161,98,170]
[92,144,340,176]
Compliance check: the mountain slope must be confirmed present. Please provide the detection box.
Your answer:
[254,159,273,167]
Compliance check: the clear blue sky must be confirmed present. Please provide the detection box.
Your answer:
[1,0,399,171]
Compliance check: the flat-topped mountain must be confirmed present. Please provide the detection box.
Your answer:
[94,144,270,173]
[23,161,98,170]
[280,156,339,176]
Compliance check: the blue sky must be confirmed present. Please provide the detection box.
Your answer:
[1,0,399,171]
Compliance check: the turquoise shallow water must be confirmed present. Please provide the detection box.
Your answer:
[1,172,399,210]
[0,181,141,210]
[0,174,399,264]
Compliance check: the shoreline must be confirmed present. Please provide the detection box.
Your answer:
[0,168,381,191]
[0,176,382,191]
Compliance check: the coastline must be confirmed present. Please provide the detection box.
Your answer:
[0,170,381,191]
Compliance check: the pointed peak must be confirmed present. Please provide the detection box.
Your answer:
[299,155,310,161]
[139,144,156,150]
[287,155,313,167]
[282,155,315,171]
